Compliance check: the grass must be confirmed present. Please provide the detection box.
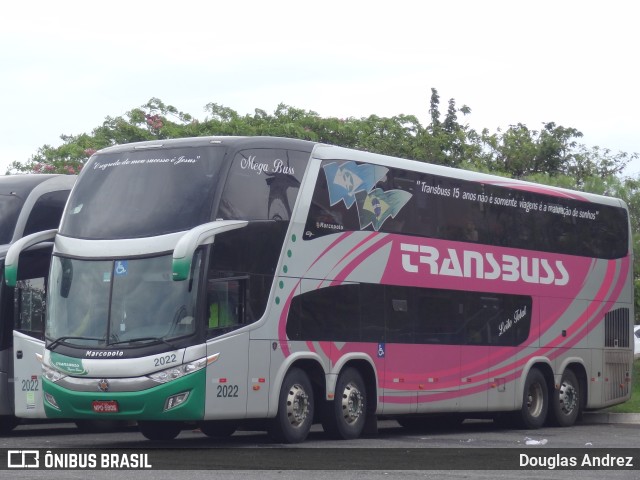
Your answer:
[604,358,640,413]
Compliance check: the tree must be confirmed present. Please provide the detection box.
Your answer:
[8,90,640,317]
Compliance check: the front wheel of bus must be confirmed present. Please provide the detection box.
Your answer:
[549,369,581,427]
[519,368,548,429]
[200,420,237,438]
[269,368,314,443]
[138,420,183,441]
[322,368,367,440]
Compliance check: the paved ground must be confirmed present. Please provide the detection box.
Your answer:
[582,412,640,424]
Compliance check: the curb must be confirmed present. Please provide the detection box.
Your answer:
[581,412,640,425]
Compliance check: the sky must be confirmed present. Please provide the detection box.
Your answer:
[1,0,639,175]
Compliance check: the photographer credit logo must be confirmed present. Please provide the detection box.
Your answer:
[8,450,39,468]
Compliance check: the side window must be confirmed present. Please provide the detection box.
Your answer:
[219,149,308,221]
[286,282,531,347]
[385,286,415,344]
[207,278,246,333]
[15,277,46,338]
[206,222,286,340]
[304,160,414,239]
[24,190,70,236]
[13,248,52,340]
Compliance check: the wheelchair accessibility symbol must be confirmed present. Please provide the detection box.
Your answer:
[114,260,128,276]
[377,343,385,358]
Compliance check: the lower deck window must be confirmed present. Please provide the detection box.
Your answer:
[287,283,532,347]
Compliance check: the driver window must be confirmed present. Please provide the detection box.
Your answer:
[207,278,246,335]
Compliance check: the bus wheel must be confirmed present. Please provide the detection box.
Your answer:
[0,415,19,433]
[549,369,580,427]
[138,421,183,441]
[519,368,548,429]
[323,368,367,440]
[200,420,237,438]
[269,368,314,443]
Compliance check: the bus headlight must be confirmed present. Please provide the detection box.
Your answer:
[42,364,67,383]
[148,356,209,384]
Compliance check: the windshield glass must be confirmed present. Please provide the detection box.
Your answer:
[60,146,225,239]
[46,254,201,348]
[0,194,25,244]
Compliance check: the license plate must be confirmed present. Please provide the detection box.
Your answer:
[92,400,119,413]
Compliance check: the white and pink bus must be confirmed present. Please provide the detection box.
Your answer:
[6,136,633,441]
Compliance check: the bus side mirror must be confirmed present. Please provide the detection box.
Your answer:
[172,220,248,281]
[4,229,58,287]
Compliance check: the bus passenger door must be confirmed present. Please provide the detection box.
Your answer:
[12,249,50,419]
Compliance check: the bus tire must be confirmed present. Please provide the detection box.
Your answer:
[322,367,367,440]
[268,368,314,443]
[200,420,237,438]
[138,420,183,441]
[519,368,548,429]
[549,369,581,427]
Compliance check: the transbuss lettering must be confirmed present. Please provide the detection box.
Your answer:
[400,242,569,286]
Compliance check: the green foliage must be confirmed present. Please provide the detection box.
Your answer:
[8,90,640,320]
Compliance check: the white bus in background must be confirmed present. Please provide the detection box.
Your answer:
[6,137,633,441]
[0,174,74,432]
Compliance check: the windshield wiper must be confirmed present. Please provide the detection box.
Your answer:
[47,336,104,351]
[108,337,177,349]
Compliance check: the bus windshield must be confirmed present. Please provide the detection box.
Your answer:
[46,253,202,347]
[60,146,225,240]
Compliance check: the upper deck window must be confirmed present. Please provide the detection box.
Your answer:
[60,147,224,240]
[218,149,309,221]
[305,160,629,259]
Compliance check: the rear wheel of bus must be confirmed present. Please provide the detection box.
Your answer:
[322,367,367,440]
[519,368,548,429]
[269,367,314,443]
[549,369,581,427]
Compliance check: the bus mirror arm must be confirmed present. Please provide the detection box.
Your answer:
[4,229,58,287]
[172,220,248,281]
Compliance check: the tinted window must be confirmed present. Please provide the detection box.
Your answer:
[287,283,531,347]
[206,222,287,338]
[60,147,225,239]
[0,195,25,244]
[219,149,309,221]
[305,160,629,259]
[24,190,70,236]
[0,248,53,347]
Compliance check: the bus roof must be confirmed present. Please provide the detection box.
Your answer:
[95,136,317,155]
[94,136,626,210]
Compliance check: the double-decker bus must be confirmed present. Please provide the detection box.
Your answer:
[6,137,633,442]
[0,174,74,432]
